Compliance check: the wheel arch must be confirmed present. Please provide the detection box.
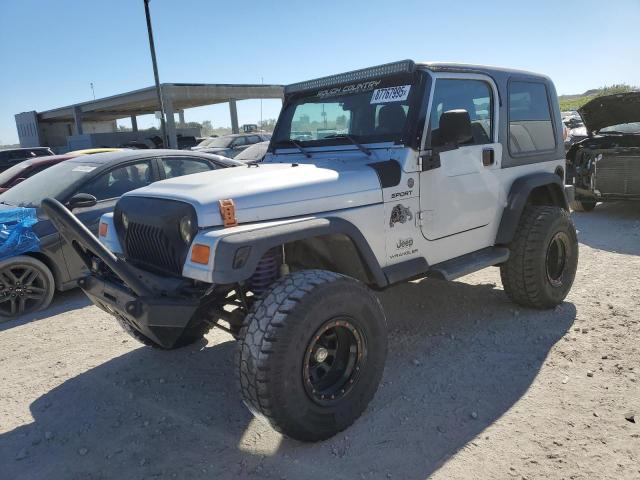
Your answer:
[212,217,388,288]
[495,172,569,245]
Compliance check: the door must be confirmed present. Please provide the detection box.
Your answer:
[420,76,502,241]
[60,159,154,279]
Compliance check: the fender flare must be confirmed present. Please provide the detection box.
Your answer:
[213,217,388,287]
[495,172,569,245]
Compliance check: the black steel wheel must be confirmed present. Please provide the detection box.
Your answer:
[303,317,365,405]
[546,232,570,287]
[0,255,55,319]
[236,269,387,442]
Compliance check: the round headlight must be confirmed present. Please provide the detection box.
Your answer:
[179,216,194,244]
[122,213,130,229]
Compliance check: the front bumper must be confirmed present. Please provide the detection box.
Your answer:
[39,197,203,349]
[80,274,201,348]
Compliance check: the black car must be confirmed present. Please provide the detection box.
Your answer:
[0,147,54,172]
[566,91,640,211]
[0,149,238,318]
[191,133,271,157]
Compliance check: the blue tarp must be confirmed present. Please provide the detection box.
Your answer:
[0,208,40,261]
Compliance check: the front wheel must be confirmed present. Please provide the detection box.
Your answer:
[500,206,578,309]
[236,269,387,442]
[0,255,55,320]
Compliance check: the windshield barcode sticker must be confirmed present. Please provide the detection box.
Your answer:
[72,165,96,172]
[370,85,411,104]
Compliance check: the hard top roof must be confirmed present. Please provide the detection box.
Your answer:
[285,59,551,95]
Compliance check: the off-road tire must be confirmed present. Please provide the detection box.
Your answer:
[0,255,55,320]
[115,315,211,349]
[500,206,578,309]
[570,199,596,212]
[236,269,387,442]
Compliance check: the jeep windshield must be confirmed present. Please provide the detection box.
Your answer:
[272,73,426,150]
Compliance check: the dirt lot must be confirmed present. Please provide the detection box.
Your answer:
[1,202,639,480]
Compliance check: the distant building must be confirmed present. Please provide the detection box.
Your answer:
[15,83,283,152]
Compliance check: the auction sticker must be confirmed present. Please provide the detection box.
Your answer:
[72,165,97,172]
[370,85,411,104]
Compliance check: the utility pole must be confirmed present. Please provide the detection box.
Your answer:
[260,76,263,129]
[143,0,167,147]
[90,82,96,100]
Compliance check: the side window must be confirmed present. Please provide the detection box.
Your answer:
[79,161,151,201]
[232,137,247,147]
[509,81,555,154]
[161,157,214,179]
[248,135,261,144]
[428,79,493,148]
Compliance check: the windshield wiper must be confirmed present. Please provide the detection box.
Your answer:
[323,134,371,156]
[278,139,312,158]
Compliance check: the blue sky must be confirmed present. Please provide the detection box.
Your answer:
[0,0,638,144]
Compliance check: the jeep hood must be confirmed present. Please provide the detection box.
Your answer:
[579,91,640,132]
[124,163,382,227]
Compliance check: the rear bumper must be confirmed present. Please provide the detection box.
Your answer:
[80,275,201,349]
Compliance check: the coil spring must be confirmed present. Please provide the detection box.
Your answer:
[248,249,279,295]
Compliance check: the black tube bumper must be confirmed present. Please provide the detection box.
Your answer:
[80,274,201,349]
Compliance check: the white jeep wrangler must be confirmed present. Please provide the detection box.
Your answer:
[44,60,578,442]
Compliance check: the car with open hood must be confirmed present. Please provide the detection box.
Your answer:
[566,91,640,211]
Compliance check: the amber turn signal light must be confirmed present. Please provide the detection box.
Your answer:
[99,222,108,237]
[191,244,210,265]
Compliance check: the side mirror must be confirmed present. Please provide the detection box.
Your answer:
[67,193,97,210]
[439,109,473,146]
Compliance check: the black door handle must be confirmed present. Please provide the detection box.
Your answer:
[482,148,494,166]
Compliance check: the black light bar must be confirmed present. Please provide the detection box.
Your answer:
[285,59,416,95]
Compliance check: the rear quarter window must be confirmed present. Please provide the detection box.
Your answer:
[509,81,556,155]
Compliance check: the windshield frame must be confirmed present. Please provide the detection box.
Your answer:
[271,70,430,153]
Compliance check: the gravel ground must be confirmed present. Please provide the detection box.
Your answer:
[1,202,639,479]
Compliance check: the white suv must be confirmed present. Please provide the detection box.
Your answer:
[45,60,578,442]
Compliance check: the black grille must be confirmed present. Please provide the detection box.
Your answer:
[596,156,640,195]
[114,196,196,276]
[125,222,184,275]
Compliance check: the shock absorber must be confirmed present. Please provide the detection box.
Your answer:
[248,249,279,296]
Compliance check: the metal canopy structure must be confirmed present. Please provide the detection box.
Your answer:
[34,82,284,148]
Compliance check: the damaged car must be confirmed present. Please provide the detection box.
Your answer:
[566,91,640,211]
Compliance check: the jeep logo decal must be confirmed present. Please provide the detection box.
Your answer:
[396,237,413,249]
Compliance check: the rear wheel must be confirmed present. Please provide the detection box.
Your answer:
[570,199,596,212]
[500,206,578,309]
[236,269,387,442]
[0,255,55,320]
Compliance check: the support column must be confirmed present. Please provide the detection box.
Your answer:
[131,115,138,132]
[229,99,239,134]
[178,110,185,126]
[73,106,83,135]
[164,94,177,148]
